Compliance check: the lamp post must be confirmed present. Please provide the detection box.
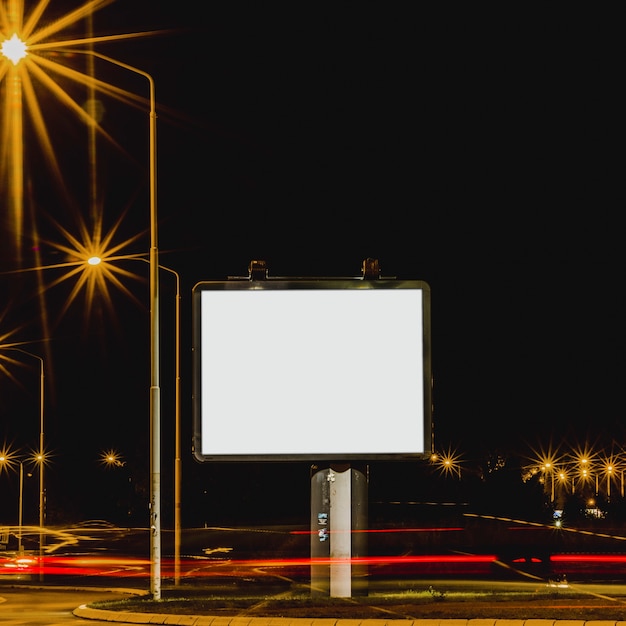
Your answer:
[2,40,161,598]
[90,255,181,585]
[601,459,616,502]
[542,462,555,503]
[557,470,568,500]
[0,453,27,554]
[65,48,161,599]
[18,460,24,553]
[1,348,45,570]
[159,264,182,586]
[101,449,133,519]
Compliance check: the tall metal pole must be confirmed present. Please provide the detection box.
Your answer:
[158,264,181,584]
[93,253,181,585]
[147,57,161,604]
[37,353,44,580]
[18,461,23,554]
[173,270,181,586]
[67,49,161,599]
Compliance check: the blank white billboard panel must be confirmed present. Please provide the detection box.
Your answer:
[192,279,431,461]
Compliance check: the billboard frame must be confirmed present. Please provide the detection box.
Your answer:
[192,260,432,462]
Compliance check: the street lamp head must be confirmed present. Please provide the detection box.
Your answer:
[1,34,28,65]
[101,449,126,467]
[88,256,102,265]
[0,447,41,472]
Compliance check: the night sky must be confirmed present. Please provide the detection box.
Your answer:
[1,3,624,526]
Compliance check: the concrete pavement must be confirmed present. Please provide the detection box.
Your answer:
[73,604,626,626]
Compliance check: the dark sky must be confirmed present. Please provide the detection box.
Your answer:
[1,3,625,525]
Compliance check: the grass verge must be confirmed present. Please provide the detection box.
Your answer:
[91,585,626,620]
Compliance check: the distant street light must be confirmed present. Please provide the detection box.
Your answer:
[600,456,618,503]
[556,469,570,497]
[0,347,45,573]
[101,449,126,468]
[430,446,463,479]
[0,451,33,554]
[101,449,133,519]
[542,462,555,503]
[527,446,562,505]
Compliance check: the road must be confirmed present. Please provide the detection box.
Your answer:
[3,516,626,624]
[0,586,137,626]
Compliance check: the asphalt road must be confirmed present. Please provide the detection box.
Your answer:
[4,517,626,623]
[0,586,138,625]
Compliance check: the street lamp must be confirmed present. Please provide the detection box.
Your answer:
[431,446,463,479]
[64,48,162,599]
[100,449,134,519]
[0,450,33,554]
[0,347,45,570]
[89,254,182,585]
[542,462,555,503]
[600,456,618,503]
[101,449,126,468]
[3,37,161,599]
[557,469,569,498]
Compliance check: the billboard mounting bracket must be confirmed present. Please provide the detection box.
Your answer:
[248,259,269,280]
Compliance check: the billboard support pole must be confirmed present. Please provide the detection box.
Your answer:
[329,466,352,597]
[310,465,368,598]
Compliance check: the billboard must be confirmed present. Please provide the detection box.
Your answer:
[192,271,432,462]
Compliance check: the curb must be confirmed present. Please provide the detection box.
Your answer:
[72,605,626,626]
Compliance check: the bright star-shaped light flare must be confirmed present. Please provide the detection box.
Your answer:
[0,446,19,474]
[0,322,30,384]
[431,446,463,479]
[0,0,173,258]
[0,444,50,474]
[1,33,27,64]
[40,208,148,325]
[100,449,126,467]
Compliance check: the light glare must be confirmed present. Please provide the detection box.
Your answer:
[1,34,28,65]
